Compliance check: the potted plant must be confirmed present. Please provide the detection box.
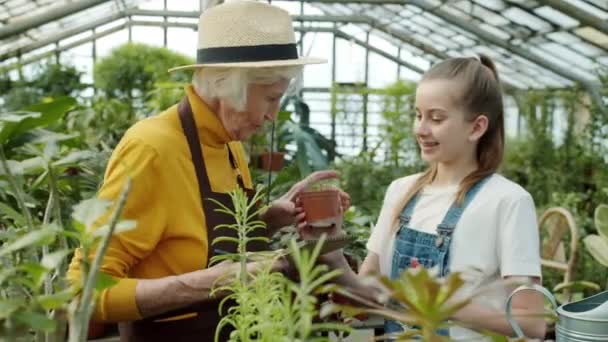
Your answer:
[247,113,287,173]
[300,179,342,229]
[257,150,285,172]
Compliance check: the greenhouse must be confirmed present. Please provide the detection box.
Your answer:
[1,0,607,341]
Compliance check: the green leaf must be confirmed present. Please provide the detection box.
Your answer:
[0,202,26,226]
[0,268,17,285]
[0,97,76,145]
[19,263,48,288]
[14,310,56,332]
[37,290,74,310]
[41,249,71,270]
[594,204,608,241]
[95,272,118,292]
[26,129,79,145]
[583,235,608,267]
[0,112,41,145]
[0,157,47,176]
[211,236,240,245]
[52,150,97,168]
[296,140,312,176]
[0,225,58,258]
[43,140,59,161]
[93,219,137,238]
[0,300,23,319]
[14,156,46,175]
[71,197,111,230]
[0,227,17,242]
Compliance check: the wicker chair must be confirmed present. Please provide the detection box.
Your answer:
[538,207,579,303]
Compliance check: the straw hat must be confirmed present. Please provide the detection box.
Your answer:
[169,0,326,72]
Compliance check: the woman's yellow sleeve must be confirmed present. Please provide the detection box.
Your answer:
[67,136,167,322]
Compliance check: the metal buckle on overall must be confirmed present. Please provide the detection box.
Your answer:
[435,224,452,248]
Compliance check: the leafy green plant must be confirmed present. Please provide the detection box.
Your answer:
[502,85,608,295]
[0,181,133,342]
[324,268,471,341]
[94,43,192,103]
[280,96,337,174]
[145,81,187,116]
[249,97,337,176]
[0,62,84,112]
[323,267,538,342]
[329,80,417,165]
[207,187,349,341]
[341,206,374,269]
[67,182,134,342]
[249,99,337,201]
[377,81,417,167]
[334,152,422,223]
[0,98,134,342]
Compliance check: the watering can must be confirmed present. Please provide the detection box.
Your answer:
[506,284,608,341]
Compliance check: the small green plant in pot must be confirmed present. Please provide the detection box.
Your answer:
[299,179,341,229]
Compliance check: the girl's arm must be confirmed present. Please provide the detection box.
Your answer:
[317,251,382,303]
[359,252,380,276]
[451,276,546,339]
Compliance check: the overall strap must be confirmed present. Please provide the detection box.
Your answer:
[400,193,420,225]
[436,176,491,237]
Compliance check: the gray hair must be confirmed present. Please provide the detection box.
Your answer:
[192,66,303,111]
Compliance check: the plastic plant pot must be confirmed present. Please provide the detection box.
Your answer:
[300,188,341,228]
[257,151,285,172]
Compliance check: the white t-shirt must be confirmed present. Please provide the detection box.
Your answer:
[366,173,541,340]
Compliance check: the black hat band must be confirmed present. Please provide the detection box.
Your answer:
[197,43,298,64]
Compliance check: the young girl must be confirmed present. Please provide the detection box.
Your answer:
[301,55,546,340]
[367,55,545,339]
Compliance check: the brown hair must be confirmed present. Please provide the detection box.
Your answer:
[390,54,505,231]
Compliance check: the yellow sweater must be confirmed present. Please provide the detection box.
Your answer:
[67,85,253,322]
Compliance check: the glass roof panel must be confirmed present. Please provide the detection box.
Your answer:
[575,27,608,48]
[547,31,581,44]
[0,0,142,59]
[451,34,476,48]
[478,23,512,40]
[572,41,606,57]
[534,6,579,28]
[503,7,553,31]
[540,43,597,71]
[472,0,507,12]
[440,4,472,21]
[566,0,608,19]
[0,0,606,91]
[586,0,608,11]
[307,0,606,89]
[137,0,162,10]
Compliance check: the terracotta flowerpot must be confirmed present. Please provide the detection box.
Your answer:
[257,152,284,172]
[300,189,340,227]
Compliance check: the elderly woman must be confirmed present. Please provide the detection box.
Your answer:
[67,1,348,341]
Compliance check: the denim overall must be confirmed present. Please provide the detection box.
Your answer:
[384,177,490,338]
